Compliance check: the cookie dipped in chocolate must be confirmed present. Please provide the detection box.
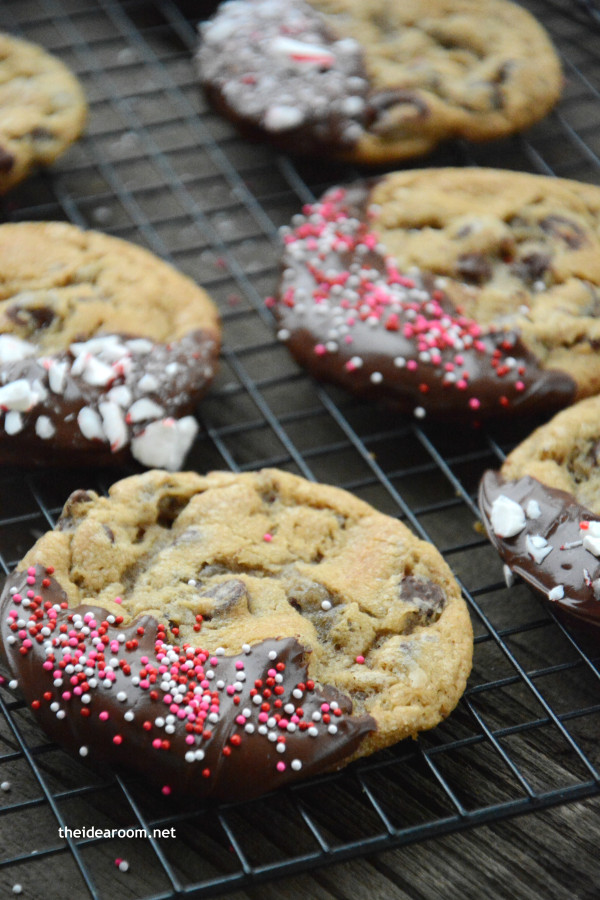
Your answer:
[479,471,600,627]
[271,183,576,421]
[0,565,376,803]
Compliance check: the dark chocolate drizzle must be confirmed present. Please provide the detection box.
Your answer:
[0,566,375,802]
[273,184,576,420]
[479,471,600,627]
[0,330,218,466]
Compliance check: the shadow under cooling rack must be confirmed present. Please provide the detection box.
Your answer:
[1,0,600,898]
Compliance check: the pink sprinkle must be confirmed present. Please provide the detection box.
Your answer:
[226,686,235,696]
[27,567,36,576]
[185,735,195,745]
[141,656,149,665]
[236,715,246,725]
[114,597,122,605]
[99,711,109,721]
[515,381,525,391]
[235,661,244,670]
[314,343,327,356]
[356,655,365,665]
[42,661,53,671]
[152,739,162,749]
[263,533,273,542]
[26,577,35,585]
[161,785,171,796]
[62,692,72,701]
[469,398,481,410]
[276,762,286,772]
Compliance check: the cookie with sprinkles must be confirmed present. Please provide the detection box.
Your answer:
[0,32,87,193]
[0,467,473,802]
[479,395,600,629]
[0,222,220,469]
[196,0,561,165]
[269,168,600,419]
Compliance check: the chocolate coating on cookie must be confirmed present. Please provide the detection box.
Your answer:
[196,0,562,164]
[0,566,375,802]
[479,472,600,628]
[270,184,576,419]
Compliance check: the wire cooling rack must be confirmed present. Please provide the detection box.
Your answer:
[1,0,600,897]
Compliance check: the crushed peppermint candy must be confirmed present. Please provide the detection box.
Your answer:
[0,332,215,469]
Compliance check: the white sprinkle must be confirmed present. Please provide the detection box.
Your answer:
[124,711,135,722]
[127,398,165,423]
[130,416,198,470]
[99,401,128,452]
[244,723,255,734]
[370,371,383,384]
[291,759,302,771]
[77,406,105,442]
[0,335,36,364]
[79,746,89,757]
[583,534,600,557]
[185,751,196,763]
[414,407,426,419]
[526,499,541,519]
[119,861,129,873]
[4,410,23,435]
[503,565,516,588]
[525,534,553,565]
[490,495,526,538]
[308,726,318,737]
[12,885,22,895]
[548,585,565,601]
[264,104,304,131]
[0,379,38,412]
[1,781,11,791]
[268,651,277,660]
[35,415,56,440]
[116,691,127,702]
[394,357,406,368]
[321,600,332,611]
[107,384,133,408]
[137,373,159,392]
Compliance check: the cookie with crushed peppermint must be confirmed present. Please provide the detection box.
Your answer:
[0,222,220,469]
[479,395,600,628]
[0,32,87,193]
[269,168,600,419]
[196,0,562,164]
[0,467,473,801]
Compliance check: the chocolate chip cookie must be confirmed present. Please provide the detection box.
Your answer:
[196,0,562,164]
[269,168,600,419]
[480,396,600,628]
[0,468,473,801]
[0,32,87,193]
[0,222,220,469]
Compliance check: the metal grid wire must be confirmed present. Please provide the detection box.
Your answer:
[1,0,600,896]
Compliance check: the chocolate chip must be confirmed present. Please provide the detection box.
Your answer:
[29,127,54,142]
[456,252,492,284]
[57,490,95,530]
[399,576,446,624]
[0,146,14,173]
[6,304,56,331]
[540,215,588,249]
[156,494,190,529]
[368,90,429,133]
[197,579,250,619]
[513,251,551,282]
